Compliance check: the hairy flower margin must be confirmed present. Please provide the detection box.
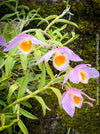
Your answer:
[60,88,95,117]
[1,33,50,55]
[36,47,83,71]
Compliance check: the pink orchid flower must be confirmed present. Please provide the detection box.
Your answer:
[60,88,95,117]
[36,47,83,71]
[63,64,99,84]
[2,33,50,55]
[0,35,7,47]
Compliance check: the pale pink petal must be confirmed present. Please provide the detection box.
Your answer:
[81,66,99,78]
[81,91,95,101]
[3,33,50,52]
[0,35,7,47]
[36,49,56,64]
[69,68,81,84]
[63,71,71,85]
[31,36,50,46]
[57,47,83,61]
[61,91,75,117]
[75,64,91,69]
[69,88,82,98]
[3,33,31,52]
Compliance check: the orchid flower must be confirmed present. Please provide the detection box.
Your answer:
[36,47,83,71]
[63,64,99,84]
[0,35,7,47]
[2,33,50,55]
[60,88,95,117]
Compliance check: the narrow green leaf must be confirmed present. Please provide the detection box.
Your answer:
[34,50,42,70]
[7,83,19,103]
[50,40,63,47]
[1,114,5,126]
[63,34,79,45]
[20,54,27,71]
[3,23,9,42]
[34,96,46,116]
[56,19,78,28]
[39,64,46,89]
[45,61,54,80]
[37,15,58,26]
[18,120,28,134]
[21,101,32,108]
[18,5,29,10]
[5,56,15,76]
[18,75,28,99]
[49,87,62,106]
[20,108,38,119]
[0,74,12,82]
[35,30,45,42]
[1,12,18,20]
[0,100,7,107]
[0,113,17,118]
[0,57,5,69]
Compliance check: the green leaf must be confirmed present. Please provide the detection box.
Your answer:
[34,50,42,70]
[35,30,45,42]
[44,61,54,80]
[56,19,78,28]
[18,75,28,99]
[5,56,15,76]
[34,96,46,116]
[7,83,19,103]
[18,5,29,10]
[0,74,12,82]
[0,100,7,107]
[49,87,62,106]
[3,23,9,42]
[1,12,18,20]
[1,114,5,126]
[37,15,57,26]
[63,34,79,45]
[0,113,17,118]
[18,120,28,134]
[0,57,5,69]
[20,108,38,119]
[20,54,27,71]
[39,64,46,89]
[21,101,32,108]
[50,40,63,47]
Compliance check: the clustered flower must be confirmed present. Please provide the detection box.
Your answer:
[0,33,99,117]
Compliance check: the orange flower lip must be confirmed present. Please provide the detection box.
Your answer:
[80,71,86,81]
[73,96,82,105]
[20,40,32,52]
[54,55,66,67]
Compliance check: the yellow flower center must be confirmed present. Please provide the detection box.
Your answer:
[20,40,32,52]
[54,51,60,56]
[73,96,82,105]
[80,72,86,81]
[54,55,66,67]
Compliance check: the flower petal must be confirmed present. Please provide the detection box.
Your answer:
[81,91,95,101]
[81,66,99,78]
[36,49,56,64]
[69,68,81,84]
[61,91,75,117]
[3,33,30,52]
[69,88,82,98]
[63,71,71,85]
[0,35,7,47]
[57,47,83,61]
[31,36,50,46]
